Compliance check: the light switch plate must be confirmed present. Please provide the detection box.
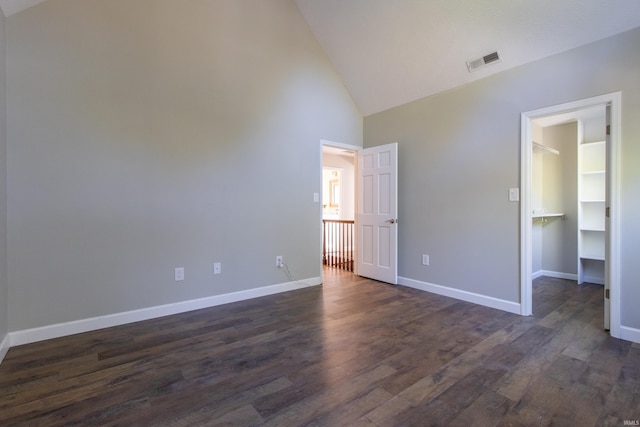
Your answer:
[213,262,222,275]
[509,188,520,202]
[313,192,319,203]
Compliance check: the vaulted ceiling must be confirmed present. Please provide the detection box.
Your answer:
[0,0,46,17]
[296,0,640,115]
[2,0,640,116]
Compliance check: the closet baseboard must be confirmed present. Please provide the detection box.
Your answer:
[533,270,578,281]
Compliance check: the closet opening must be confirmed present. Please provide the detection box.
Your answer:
[520,93,621,337]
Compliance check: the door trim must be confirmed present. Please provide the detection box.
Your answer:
[520,92,621,338]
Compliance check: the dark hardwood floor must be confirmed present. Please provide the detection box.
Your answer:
[1,270,638,426]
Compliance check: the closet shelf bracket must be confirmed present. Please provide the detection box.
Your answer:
[533,141,560,155]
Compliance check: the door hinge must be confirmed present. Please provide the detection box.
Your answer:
[606,207,610,218]
[606,289,610,299]
[606,125,610,136]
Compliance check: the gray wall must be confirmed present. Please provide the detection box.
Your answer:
[6,0,362,331]
[540,123,577,275]
[364,27,640,330]
[0,9,7,344]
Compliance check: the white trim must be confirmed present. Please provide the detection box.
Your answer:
[520,92,622,337]
[607,94,622,339]
[320,139,361,152]
[535,271,579,281]
[8,278,321,348]
[521,112,534,316]
[398,277,521,315]
[0,334,9,364]
[620,326,640,344]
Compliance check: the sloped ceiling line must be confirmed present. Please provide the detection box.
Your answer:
[0,0,48,17]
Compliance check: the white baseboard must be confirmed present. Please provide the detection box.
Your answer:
[0,333,9,364]
[8,277,321,348]
[534,271,604,285]
[620,326,640,344]
[534,270,579,281]
[397,277,521,315]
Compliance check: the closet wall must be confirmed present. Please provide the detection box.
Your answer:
[532,124,544,274]
[532,122,578,278]
[543,123,578,276]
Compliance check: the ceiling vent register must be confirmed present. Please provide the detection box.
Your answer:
[466,51,501,72]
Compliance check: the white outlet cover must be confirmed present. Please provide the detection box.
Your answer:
[213,262,222,275]
[175,267,185,281]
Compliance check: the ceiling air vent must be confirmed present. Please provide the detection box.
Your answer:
[466,51,502,72]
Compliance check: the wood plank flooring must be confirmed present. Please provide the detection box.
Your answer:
[1,270,638,426]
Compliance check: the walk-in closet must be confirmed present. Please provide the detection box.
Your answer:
[531,106,606,285]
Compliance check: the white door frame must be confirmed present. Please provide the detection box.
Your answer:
[520,92,621,338]
[320,140,361,275]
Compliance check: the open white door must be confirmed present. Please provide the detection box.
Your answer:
[357,143,398,284]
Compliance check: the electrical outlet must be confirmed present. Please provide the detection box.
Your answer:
[213,262,222,275]
[175,267,185,282]
[276,256,283,268]
[422,254,430,266]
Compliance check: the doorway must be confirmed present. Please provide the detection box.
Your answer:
[321,142,357,273]
[520,92,621,338]
[320,141,399,284]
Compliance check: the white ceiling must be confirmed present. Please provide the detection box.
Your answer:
[296,0,640,116]
[2,1,640,117]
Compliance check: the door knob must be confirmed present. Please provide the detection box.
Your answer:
[386,219,397,224]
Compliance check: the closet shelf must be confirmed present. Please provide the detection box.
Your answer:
[533,141,559,155]
[532,213,565,218]
[580,254,605,261]
[532,213,564,225]
[578,138,606,285]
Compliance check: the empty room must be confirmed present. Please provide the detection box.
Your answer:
[1,0,640,425]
